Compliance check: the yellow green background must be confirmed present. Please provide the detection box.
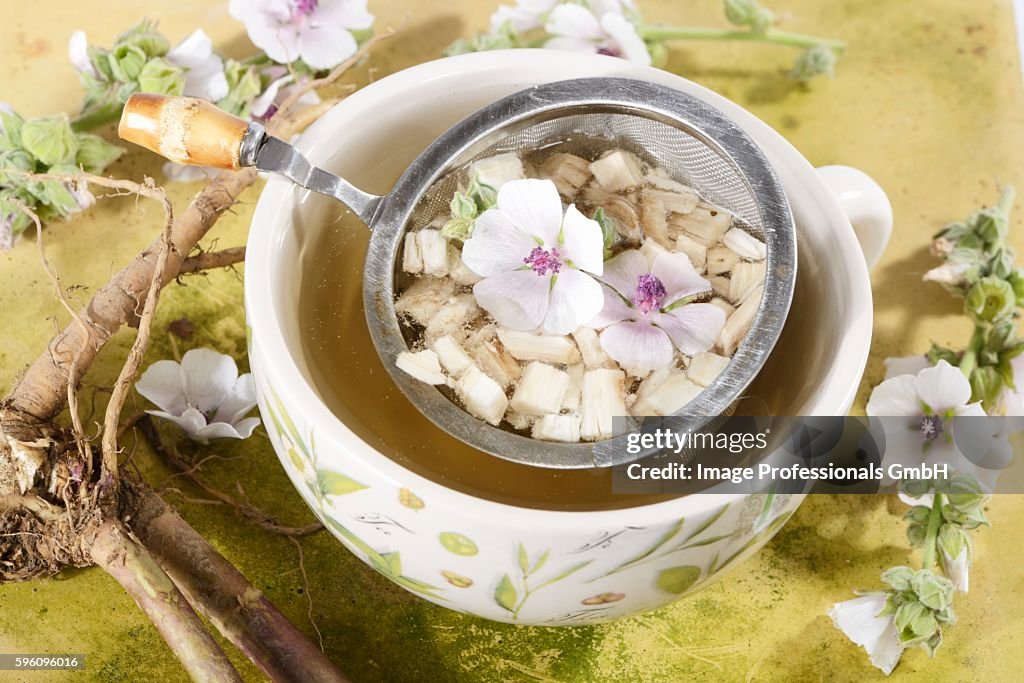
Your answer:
[1,0,1022,680]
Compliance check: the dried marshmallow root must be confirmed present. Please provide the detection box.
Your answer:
[402,233,423,273]
[455,366,509,426]
[640,191,671,249]
[687,352,730,387]
[472,341,521,390]
[706,245,740,276]
[584,186,642,242]
[630,374,703,417]
[707,275,731,301]
[580,368,628,441]
[448,246,482,286]
[396,349,447,385]
[561,362,584,412]
[540,153,592,198]
[510,362,570,416]
[719,284,763,356]
[670,203,731,246]
[675,234,707,273]
[632,365,674,406]
[431,335,474,379]
[645,175,700,205]
[723,228,766,261]
[710,297,736,317]
[425,294,481,343]
[469,152,525,189]
[417,230,449,277]
[532,414,582,443]
[642,187,699,216]
[572,327,612,368]
[729,260,766,304]
[395,277,456,325]
[590,150,644,192]
[497,329,581,364]
[506,410,536,431]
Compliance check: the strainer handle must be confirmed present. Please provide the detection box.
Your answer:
[816,165,893,270]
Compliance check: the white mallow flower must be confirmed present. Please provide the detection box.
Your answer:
[461,178,605,335]
[166,29,230,102]
[939,545,970,593]
[922,260,971,287]
[828,593,905,675]
[249,68,321,119]
[68,30,95,77]
[230,0,374,70]
[489,0,559,33]
[136,348,261,444]
[544,2,650,65]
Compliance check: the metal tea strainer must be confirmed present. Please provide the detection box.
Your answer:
[118,77,795,470]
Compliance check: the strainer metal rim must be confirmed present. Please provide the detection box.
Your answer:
[362,77,795,469]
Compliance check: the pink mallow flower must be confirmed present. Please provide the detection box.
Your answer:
[461,178,605,335]
[589,249,726,375]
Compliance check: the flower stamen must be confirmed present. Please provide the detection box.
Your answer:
[524,246,563,276]
[294,0,319,17]
[633,273,667,315]
[918,414,944,442]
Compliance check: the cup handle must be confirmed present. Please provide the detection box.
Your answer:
[815,165,893,271]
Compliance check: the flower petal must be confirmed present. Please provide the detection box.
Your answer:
[68,31,95,76]
[250,74,294,117]
[883,355,931,380]
[136,360,186,414]
[212,374,258,424]
[193,418,258,443]
[866,375,921,417]
[588,284,636,328]
[828,594,904,676]
[472,270,551,331]
[652,252,711,302]
[149,407,209,442]
[180,348,238,414]
[246,15,302,64]
[298,25,358,70]
[559,204,604,275]
[654,304,726,355]
[546,4,604,41]
[461,209,538,276]
[600,12,651,65]
[600,249,648,300]
[167,29,213,69]
[496,178,564,245]
[544,268,604,335]
[600,321,674,375]
[915,359,972,413]
[313,0,375,30]
[544,37,599,54]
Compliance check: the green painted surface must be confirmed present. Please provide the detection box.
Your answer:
[1,1,1022,680]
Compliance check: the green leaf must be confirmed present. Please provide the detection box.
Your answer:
[21,115,78,166]
[450,191,478,220]
[517,543,529,574]
[381,551,402,577]
[109,44,148,82]
[655,565,701,595]
[494,574,517,612]
[394,575,445,597]
[895,602,937,643]
[468,175,497,211]
[441,218,474,240]
[316,469,368,497]
[115,20,170,58]
[903,505,931,524]
[0,109,23,150]
[137,57,185,96]
[530,549,550,575]
[217,60,263,117]
[592,207,616,251]
[536,560,593,591]
[75,134,124,174]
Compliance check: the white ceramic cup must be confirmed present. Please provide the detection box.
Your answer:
[245,50,892,625]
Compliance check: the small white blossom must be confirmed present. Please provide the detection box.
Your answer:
[68,30,96,77]
[828,593,904,676]
[166,29,230,102]
[544,2,650,65]
[490,0,559,33]
[136,348,260,444]
[939,546,970,593]
[922,260,971,287]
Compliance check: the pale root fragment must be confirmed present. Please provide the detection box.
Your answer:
[639,237,668,267]
[505,410,536,431]
[469,152,525,189]
[642,187,699,215]
[630,374,703,417]
[723,227,766,261]
[572,326,612,368]
[431,334,475,379]
[472,341,521,389]
[448,246,482,286]
[633,365,674,405]
[425,294,481,343]
[590,150,644,192]
[669,203,731,246]
[532,414,582,443]
[417,230,449,277]
[729,260,766,303]
[497,329,581,364]
[675,233,707,273]
[540,153,592,198]
[707,275,731,300]
[640,191,671,248]
[580,368,628,441]
[710,297,736,317]
[645,175,700,205]
[455,366,509,426]
[585,186,642,242]
[395,349,447,385]
[562,362,584,412]
[510,362,570,416]
[687,352,730,387]
[719,285,763,356]
[395,277,456,326]
[463,322,497,350]
[402,233,422,273]
[707,245,740,276]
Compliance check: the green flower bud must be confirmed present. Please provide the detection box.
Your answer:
[1008,268,1024,306]
[989,247,1014,279]
[965,276,1015,322]
[137,58,185,96]
[20,114,78,166]
[725,0,772,31]
[87,45,115,82]
[881,566,914,592]
[114,20,170,58]
[468,176,497,212]
[894,601,938,644]
[0,149,35,185]
[900,478,934,499]
[0,108,24,151]
[450,191,478,221]
[108,44,148,82]
[969,365,1003,409]
[926,344,959,366]
[907,522,927,548]
[903,505,931,525]
[217,60,263,117]
[910,569,954,611]
[75,134,125,174]
[791,45,837,81]
[441,217,474,241]
[936,524,968,564]
[973,209,1006,246]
